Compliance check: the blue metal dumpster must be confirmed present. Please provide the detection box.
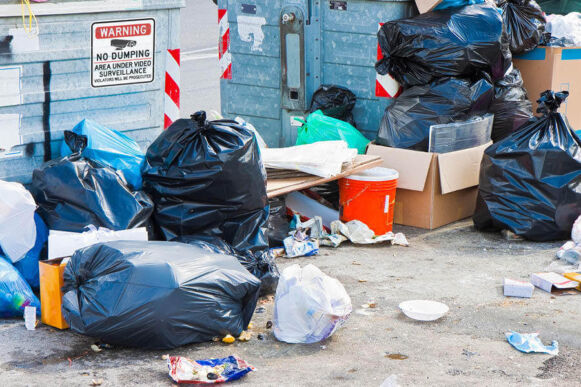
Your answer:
[0,0,184,184]
[218,0,415,147]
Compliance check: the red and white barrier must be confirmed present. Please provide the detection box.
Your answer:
[164,48,180,129]
[375,23,401,99]
[218,9,232,80]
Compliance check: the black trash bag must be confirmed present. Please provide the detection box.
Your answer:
[266,197,290,248]
[31,155,153,232]
[309,85,357,127]
[474,91,581,241]
[62,240,261,349]
[496,0,546,54]
[376,77,494,151]
[376,3,512,87]
[489,68,534,142]
[178,234,280,296]
[142,111,277,290]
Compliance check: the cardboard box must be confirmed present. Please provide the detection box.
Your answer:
[514,46,581,130]
[414,0,442,14]
[367,142,490,229]
[530,272,579,295]
[39,258,69,329]
[503,278,534,298]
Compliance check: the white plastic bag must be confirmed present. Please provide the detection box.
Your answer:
[546,13,581,47]
[273,264,352,343]
[0,180,37,262]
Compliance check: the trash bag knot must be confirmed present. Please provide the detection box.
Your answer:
[537,90,569,115]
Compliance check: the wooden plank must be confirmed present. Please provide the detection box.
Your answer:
[267,154,383,198]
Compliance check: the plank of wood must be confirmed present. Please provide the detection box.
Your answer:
[267,154,383,198]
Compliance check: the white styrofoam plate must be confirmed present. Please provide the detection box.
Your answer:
[399,300,449,321]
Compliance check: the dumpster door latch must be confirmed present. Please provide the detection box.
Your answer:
[280,6,305,111]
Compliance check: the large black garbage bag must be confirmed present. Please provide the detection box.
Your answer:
[489,69,534,142]
[62,240,261,349]
[309,85,357,127]
[376,3,512,87]
[496,0,546,54]
[474,91,581,241]
[376,77,494,151]
[178,235,279,295]
[31,155,153,232]
[142,111,277,290]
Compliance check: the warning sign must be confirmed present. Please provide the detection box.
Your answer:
[91,19,155,87]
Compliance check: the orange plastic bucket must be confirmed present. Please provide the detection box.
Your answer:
[339,167,399,235]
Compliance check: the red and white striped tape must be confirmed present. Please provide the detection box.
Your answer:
[218,9,232,80]
[164,48,180,129]
[376,23,401,99]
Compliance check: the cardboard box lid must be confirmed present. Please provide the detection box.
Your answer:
[414,0,442,14]
[367,142,490,193]
[366,144,434,191]
[438,142,491,195]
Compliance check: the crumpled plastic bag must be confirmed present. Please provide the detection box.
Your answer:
[274,264,352,343]
[496,0,547,54]
[546,12,581,47]
[376,3,511,87]
[489,69,533,142]
[474,91,581,241]
[0,255,41,318]
[296,111,370,154]
[505,332,559,355]
[324,220,409,247]
[0,180,37,263]
[61,119,145,190]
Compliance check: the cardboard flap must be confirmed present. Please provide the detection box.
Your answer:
[367,144,434,191]
[437,142,491,194]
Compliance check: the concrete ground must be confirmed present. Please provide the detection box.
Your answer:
[1,219,581,386]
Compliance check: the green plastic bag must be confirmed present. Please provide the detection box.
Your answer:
[296,110,370,154]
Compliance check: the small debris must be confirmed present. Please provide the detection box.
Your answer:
[358,279,368,283]
[162,354,169,360]
[266,321,273,329]
[352,261,362,266]
[462,349,478,359]
[385,353,408,360]
[255,306,266,314]
[212,337,220,342]
[222,334,235,344]
[238,331,252,342]
[90,344,102,353]
[257,334,265,340]
[320,345,327,350]
[247,322,254,329]
[90,379,103,386]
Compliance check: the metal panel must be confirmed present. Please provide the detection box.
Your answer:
[0,3,183,184]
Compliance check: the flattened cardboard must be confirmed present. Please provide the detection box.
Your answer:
[514,46,581,130]
[414,0,442,14]
[531,272,580,295]
[367,143,489,229]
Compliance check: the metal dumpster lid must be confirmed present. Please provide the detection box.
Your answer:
[0,0,185,17]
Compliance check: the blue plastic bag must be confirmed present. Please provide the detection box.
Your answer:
[435,0,484,10]
[0,255,41,318]
[13,214,48,290]
[61,119,145,189]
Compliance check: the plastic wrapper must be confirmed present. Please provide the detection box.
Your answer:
[62,240,261,349]
[296,111,370,154]
[309,85,356,127]
[274,264,352,344]
[12,214,48,290]
[428,114,494,153]
[267,197,290,248]
[168,356,255,384]
[474,91,581,241]
[0,255,41,318]
[376,77,494,150]
[61,119,145,190]
[497,0,546,54]
[505,332,558,355]
[489,69,534,142]
[0,180,37,263]
[142,112,276,291]
[376,3,511,87]
[546,12,581,47]
[31,155,153,233]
